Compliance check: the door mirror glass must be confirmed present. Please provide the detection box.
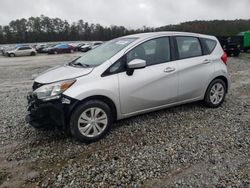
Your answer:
[127,59,146,69]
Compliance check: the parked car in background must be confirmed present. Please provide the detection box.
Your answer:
[69,43,81,49]
[91,41,103,49]
[76,43,88,51]
[80,43,92,52]
[26,32,229,142]
[47,44,76,54]
[36,44,49,53]
[1,46,13,56]
[5,46,37,57]
[80,42,103,52]
[217,36,242,57]
[40,44,57,53]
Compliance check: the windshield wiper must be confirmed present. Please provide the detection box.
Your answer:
[69,61,90,68]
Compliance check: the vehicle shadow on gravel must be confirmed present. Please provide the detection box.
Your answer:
[28,101,206,145]
[114,101,207,128]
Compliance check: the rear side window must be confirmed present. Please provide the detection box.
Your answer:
[204,38,217,53]
[176,37,202,59]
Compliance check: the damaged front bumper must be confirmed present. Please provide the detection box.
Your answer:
[25,92,78,129]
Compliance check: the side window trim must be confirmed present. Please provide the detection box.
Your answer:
[174,36,205,60]
[126,36,173,67]
[102,36,174,77]
[170,36,178,61]
[200,38,210,55]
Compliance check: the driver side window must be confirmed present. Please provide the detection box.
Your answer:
[127,37,170,66]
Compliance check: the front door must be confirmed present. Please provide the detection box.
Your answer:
[118,36,178,114]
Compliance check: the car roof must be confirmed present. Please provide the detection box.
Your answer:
[121,31,216,40]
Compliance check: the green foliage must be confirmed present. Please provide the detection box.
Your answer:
[0,16,250,44]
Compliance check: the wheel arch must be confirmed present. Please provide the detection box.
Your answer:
[203,75,229,100]
[68,95,118,122]
[211,75,229,93]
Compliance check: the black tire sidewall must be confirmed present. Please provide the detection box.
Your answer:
[70,100,113,142]
[204,79,226,108]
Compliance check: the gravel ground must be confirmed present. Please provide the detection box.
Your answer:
[0,53,249,188]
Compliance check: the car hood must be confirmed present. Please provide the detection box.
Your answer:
[35,64,94,84]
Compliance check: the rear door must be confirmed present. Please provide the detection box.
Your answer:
[174,36,215,101]
[118,36,178,114]
[24,47,32,55]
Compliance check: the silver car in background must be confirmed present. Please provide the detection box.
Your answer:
[26,32,229,142]
[5,46,37,57]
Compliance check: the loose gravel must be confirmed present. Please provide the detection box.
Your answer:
[0,53,249,187]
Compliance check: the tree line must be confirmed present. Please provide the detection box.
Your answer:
[0,15,250,44]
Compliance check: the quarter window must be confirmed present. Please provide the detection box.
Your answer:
[127,37,170,66]
[204,38,217,53]
[176,37,202,59]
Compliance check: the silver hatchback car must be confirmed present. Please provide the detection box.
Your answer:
[26,32,229,142]
[6,46,37,57]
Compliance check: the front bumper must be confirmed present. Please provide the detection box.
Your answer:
[26,92,78,129]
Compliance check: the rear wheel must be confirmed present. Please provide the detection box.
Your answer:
[70,100,113,142]
[30,52,36,56]
[204,79,226,108]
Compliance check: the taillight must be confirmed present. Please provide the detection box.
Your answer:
[221,52,227,65]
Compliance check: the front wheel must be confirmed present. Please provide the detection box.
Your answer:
[204,79,226,108]
[70,100,113,142]
[9,53,15,57]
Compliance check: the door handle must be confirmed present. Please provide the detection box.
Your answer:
[164,67,175,73]
[202,59,210,64]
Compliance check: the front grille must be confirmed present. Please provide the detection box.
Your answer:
[32,82,44,91]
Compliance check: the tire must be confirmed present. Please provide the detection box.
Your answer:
[30,52,36,56]
[54,51,58,54]
[70,100,113,142]
[9,53,15,57]
[70,49,74,53]
[204,79,226,108]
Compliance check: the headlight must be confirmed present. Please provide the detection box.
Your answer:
[34,79,76,100]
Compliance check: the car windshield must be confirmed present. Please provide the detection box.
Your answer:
[73,38,136,67]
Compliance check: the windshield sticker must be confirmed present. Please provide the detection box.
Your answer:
[116,40,129,45]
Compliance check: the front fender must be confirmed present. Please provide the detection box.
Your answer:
[63,74,121,119]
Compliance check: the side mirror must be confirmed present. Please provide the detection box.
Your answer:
[127,59,146,76]
[127,59,146,69]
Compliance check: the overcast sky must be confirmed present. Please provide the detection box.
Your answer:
[0,0,249,28]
